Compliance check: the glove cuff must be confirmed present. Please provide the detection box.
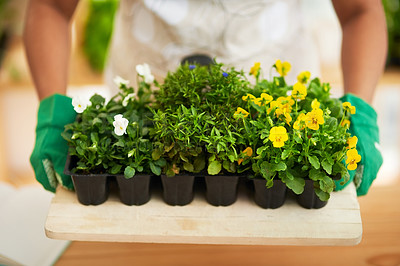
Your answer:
[36,94,77,130]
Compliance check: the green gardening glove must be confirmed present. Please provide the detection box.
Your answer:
[30,94,77,192]
[335,93,383,196]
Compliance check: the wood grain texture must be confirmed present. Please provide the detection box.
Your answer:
[54,180,400,266]
[45,180,361,246]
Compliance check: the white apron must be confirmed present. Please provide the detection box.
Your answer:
[105,0,320,92]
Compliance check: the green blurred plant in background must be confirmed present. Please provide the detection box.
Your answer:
[383,0,400,66]
[83,0,119,72]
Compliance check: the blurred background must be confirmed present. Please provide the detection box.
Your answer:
[0,0,399,265]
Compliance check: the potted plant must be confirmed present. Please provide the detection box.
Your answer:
[63,65,165,205]
[236,61,358,209]
[200,65,250,206]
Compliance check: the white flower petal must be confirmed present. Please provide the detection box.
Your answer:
[113,76,130,86]
[72,96,88,113]
[113,114,129,136]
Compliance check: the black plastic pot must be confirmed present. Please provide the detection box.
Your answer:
[70,174,109,205]
[116,174,151,205]
[253,178,287,209]
[205,175,239,206]
[161,174,195,206]
[296,179,328,209]
[65,155,109,205]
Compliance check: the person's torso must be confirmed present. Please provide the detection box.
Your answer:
[106,0,320,91]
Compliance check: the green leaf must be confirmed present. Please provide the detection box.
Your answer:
[271,161,287,172]
[321,158,333,175]
[183,162,194,172]
[124,166,135,179]
[154,158,167,167]
[110,164,122,174]
[265,178,274,188]
[281,149,291,160]
[315,188,330,201]
[76,146,85,156]
[152,148,163,160]
[319,175,334,193]
[128,149,136,158]
[92,117,102,126]
[193,157,206,172]
[309,168,326,181]
[308,155,320,169]
[280,172,305,194]
[208,160,221,175]
[260,161,272,176]
[90,132,99,143]
[294,133,302,144]
[150,162,161,176]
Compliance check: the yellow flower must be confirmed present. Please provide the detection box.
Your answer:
[297,71,311,84]
[234,107,249,118]
[250,62,261,76]
[341,119,351,127]
[346,148,361,171]
[305,109,324,130]
[292,82,307,100]
[253,93,273,106]
[268,100,281,114]
[343,102,356,114]
[293,113,306,130]
[275,59,291,77]
[269,126,289,148]
[323,83,330,92]
[311,99,320,110]
[283,112,292,125]
[277,96,294,114]
[238,147,253,165]
[347,136,358,149]
[260,93,273,104]
[242,93,256,101]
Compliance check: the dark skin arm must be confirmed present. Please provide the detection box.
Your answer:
[24,0,80,100]
[332,0,387,103]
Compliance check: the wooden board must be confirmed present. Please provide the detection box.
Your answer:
[45,179,362,246]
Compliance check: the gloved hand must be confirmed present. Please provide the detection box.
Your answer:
[30,94,76,192]
[335,93,383,196]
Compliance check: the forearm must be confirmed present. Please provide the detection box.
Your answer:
[24,0,79,100]
[333,0,387,103]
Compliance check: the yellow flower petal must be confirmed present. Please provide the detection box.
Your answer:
[346,148,361,170]
[343,102,356,114]
[311,99,320,110]
[305,109,324,130]
[269,126,289,148]
[275,59,291,77]
[341,119,351,127]
[234,107,249,118]
[292,82,307,100]
[297,71,311,84]
[250,62,261,76]
[242,93,256,101]
[347,136,358,149]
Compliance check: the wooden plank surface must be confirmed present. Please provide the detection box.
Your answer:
[45,179,362,246]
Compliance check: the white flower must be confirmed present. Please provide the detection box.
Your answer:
[122,93,136,107]
[113,76,130,86]
[136,63,154,84]
[72,96,88,113]
[113,114,129,136]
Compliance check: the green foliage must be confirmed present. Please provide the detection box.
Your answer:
[63,73,160,178]
[236,63,355,201]
[64,60,356,201]
[83,0,119,72]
